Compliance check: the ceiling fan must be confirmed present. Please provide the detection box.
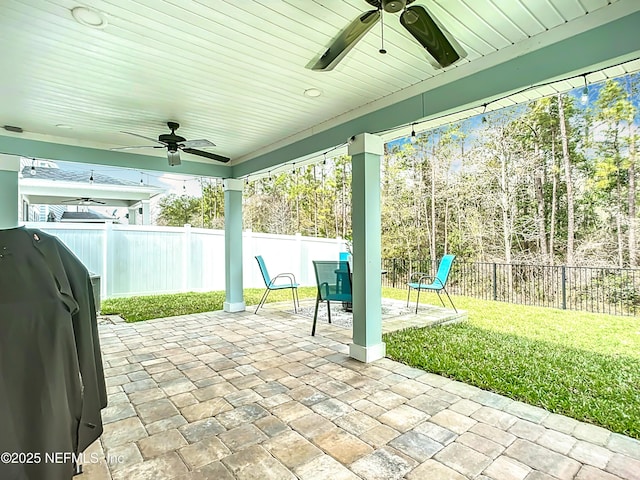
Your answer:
[113,122,230,166]
[62,197,106,205]
[309,0,465,71]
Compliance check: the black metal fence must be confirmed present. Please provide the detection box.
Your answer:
[382,258,640,316]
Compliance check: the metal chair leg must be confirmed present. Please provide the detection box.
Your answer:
[290,287,298,313]
[415,288,421,314]
[435,290,447,308]
[326,300,332,324]
[443,288,457,313]
[312,294,320,336]
[293,287,300,311]
[255,288,271,314]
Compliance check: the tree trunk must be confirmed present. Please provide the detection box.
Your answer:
[532,133,549,263]
[534,175,549,263]
[557,94,575,266]
[430,154,437,268]
[444,199,449,255]
[295,171,300,233]
[617,212,624,267]
[628,125,637,266]
[342,164,347,238]
[313,166,318,237]
[549,131,557,263]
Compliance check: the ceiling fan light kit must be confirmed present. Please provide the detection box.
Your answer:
[309,0,465,71]
[167,150,181,167]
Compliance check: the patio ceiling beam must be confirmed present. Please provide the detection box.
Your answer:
[0,136,232,178]
[232,7,640,177]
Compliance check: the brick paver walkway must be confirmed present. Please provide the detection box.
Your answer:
[78,302,640,480]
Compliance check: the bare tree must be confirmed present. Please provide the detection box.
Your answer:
[557,93,576,266]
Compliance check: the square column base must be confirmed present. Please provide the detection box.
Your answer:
[349,342,386,363]
[223,301,246,313]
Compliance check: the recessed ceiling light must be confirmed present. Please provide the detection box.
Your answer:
[304,88,322,98]
[71,6,108,29]
[56,124,73,129]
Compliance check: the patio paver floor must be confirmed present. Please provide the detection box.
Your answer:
[79,302,640,480]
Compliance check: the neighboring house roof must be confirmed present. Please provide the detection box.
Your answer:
[60,210,118,223]
[21,166,140,187]
[19,165,165,207]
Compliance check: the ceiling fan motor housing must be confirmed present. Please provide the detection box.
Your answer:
[159,134,186,145]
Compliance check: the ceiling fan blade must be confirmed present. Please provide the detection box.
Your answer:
[400,5,465,68]
[182,148,231,163]
[309,9,380,71]
[111,145,164,151]
[121,131,166,145]
[181,138,216,148]
[62,197,105,205]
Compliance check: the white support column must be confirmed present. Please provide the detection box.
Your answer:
[141,200,151,225]
[0,154,19,229]
[127,207,138,225]
[348,133,385,363]
[223,179,246,312]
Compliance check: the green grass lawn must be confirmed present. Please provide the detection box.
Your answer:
[102,286,640,439]
[384,288,640,439]
[101,287,318,322]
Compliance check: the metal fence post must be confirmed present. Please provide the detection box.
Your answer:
[493,263,497,301]
[392,258,396,288]
[561,265,567,310]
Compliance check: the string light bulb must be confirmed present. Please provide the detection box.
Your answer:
[89,171,94,184]
[30,159,37,176]
[481,104,488,123]
[581,75,589,105]
[410,124,417,143]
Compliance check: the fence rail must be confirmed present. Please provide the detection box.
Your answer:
[28,223,347,299]
[382,258,640,316]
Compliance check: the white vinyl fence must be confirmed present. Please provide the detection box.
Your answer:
[27,222,348,299]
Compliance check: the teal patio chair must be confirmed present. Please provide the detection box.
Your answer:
[311,260,352,336]
[254,255,300,314]
[407,254,457,314]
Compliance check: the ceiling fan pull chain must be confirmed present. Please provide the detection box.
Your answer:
[379,9,387,54]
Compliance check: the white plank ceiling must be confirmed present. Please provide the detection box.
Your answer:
[0,0,639,171]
